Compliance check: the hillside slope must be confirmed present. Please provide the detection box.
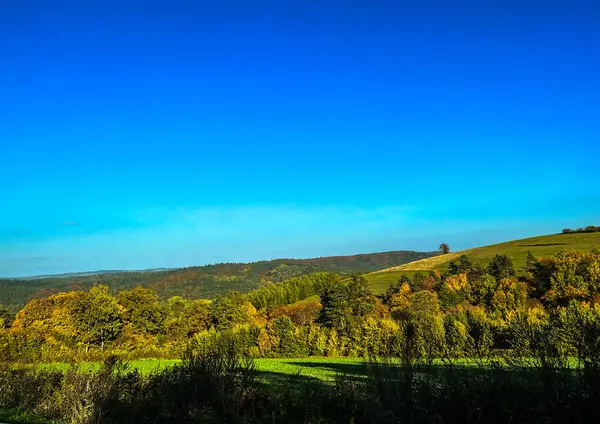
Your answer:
[0,250,437,311]
[366,232,600,294]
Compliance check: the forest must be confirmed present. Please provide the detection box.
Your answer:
[2,248,600,362]
[0,250,436,312]
[3,247,600,422]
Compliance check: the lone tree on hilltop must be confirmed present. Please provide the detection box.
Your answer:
[439,243,450,254]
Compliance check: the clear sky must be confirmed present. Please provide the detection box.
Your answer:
[1,0,599,277]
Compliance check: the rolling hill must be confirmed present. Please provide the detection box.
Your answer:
[0,250,437,311]
[366,232,600,294]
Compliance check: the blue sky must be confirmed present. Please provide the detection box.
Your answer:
[1,0,599,277]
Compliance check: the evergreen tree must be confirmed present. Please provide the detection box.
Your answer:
[448,255,473,275]
[487,254,516,281]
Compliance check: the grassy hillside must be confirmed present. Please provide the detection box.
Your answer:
[0,250,437,311]
[366,232,600,294]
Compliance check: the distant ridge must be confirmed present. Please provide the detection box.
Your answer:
[5,251,435,280]
[17,268,175,280]
[0,249,437,310]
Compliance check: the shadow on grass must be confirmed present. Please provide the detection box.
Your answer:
[284,360,370,377]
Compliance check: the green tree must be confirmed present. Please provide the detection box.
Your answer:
[553,301,600,368]
[184,299,212,336]
[487,254,516,281]
[72,285,123,350]
[539,251,596,305]
[318,283,350,334]
[468,273,497,307]
[439,243,451,254]
[403,290,445,364]
[117,287,166,336]
[165,297,211,341]
[464,307,494,364]
[346,275,376,320]
[448,255,473,275]
[0,305,12,330]
[318,275,376,337]
[490,277,528,317]
[211,291,255,331]
[272,316,302,357]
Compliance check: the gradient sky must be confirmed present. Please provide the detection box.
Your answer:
[1,0,599,277]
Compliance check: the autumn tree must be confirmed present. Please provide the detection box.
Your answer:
[439,273,470,308]
[270,301,321,326]
[385,275,412,303]
[11,291,81,352]
[490,277,528,317]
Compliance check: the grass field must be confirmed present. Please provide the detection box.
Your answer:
[35,356,583,383]
[35,357,367,381]
[365,232,600,294]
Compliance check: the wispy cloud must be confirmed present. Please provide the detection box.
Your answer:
[63,221,78,226]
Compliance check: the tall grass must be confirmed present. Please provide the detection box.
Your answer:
[3,351,600,423]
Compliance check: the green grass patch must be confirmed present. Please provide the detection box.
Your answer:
[366,270,426,294]
[35,359,180,375]
[35,357,366,380]
[292,294,321,304]
[254,357,365,381]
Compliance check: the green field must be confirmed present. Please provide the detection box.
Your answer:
[365,232,600,294]
[36,357,366,381]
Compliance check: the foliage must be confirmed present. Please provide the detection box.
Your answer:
[486,254,516,281]
[563,225,600,234]
[0,249,600,365]
[73,285,123,351]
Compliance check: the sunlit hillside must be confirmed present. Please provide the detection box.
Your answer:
[366,232,600,294]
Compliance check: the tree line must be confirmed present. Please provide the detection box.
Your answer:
[2,250,600,364]
[562,225,600,234]
[0,250,437,312]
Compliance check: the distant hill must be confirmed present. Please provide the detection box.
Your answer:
[12,268,174,280]
[0,250,437,311]
[366,232,600,294]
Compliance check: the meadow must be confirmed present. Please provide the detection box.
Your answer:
[37,357,366,381]
[365,231,600,293]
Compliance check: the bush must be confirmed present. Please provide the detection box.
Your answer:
[562,226,600,234]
